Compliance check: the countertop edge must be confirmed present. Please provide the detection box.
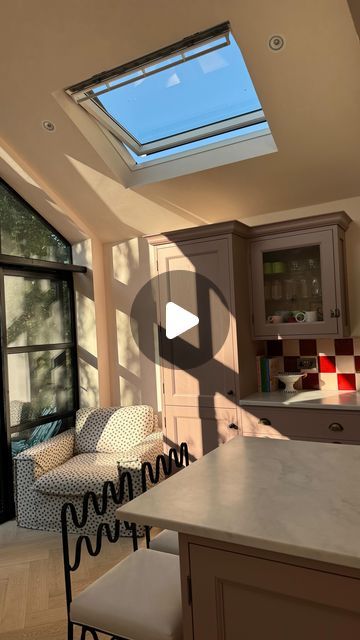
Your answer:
[239,391,360,411]
[116,505,360,571]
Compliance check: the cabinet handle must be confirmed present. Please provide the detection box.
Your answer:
[328,422,344,432]
[227,389,234,396]
[330,309,341,319]
[258,418,272,426]
[228,423,239,430]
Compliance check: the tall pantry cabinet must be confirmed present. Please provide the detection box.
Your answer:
[147,221,258,460]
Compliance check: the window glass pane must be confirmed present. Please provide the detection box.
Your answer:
[8,349,74,422]
[95,33,262,144]
[262,246,323,325]
[4,276,72,347]
[10,418,70,457]
[0,181,71,263]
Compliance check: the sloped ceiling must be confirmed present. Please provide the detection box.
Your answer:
[0,0,359,243]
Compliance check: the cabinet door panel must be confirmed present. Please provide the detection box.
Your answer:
[240,406,360,443]
[157,239,237,408]
[164,406,240,460]
[251,229,338,338]
[189,544,360,640]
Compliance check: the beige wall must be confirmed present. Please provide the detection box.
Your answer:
[73,239,100,408]
[104,237,161,412]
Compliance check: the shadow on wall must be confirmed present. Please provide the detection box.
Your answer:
[107,236,159,411]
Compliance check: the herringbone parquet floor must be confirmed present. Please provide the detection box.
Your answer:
[0,519,153,640]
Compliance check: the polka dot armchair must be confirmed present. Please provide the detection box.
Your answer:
[14,405,163,535]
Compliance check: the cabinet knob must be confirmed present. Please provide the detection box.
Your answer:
[328,422,344,432]
[258,418,272,426]
[227,389,234,396]
[228,423,239,430]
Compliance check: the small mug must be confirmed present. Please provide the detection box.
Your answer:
[304,310,318,323]
[295,310,318,323]
[272,261,286,274]
[268,315,282,324]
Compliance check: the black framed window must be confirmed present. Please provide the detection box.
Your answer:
[0,179,86,523]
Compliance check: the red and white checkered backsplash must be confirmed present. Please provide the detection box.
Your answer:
[266,338,360,391]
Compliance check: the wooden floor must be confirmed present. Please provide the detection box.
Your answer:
[0,519,152,640]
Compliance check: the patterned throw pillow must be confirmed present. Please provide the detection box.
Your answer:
[74,405,155,454]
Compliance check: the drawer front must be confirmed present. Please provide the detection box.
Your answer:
[240,406,360,443]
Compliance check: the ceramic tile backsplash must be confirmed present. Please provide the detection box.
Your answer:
[266,338,360,391]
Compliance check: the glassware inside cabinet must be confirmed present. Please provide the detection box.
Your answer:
[262,245,323,325]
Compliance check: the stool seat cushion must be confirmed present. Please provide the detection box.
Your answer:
[150,529,179,556]
[70,548,182,640]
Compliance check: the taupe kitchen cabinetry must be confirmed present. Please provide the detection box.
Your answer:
[181,536,360,639]
[164,406,239,459]
[147,222,259,458]
[249,212,351,339]
[240,405,360,444]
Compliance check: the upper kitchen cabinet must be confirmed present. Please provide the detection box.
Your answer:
[249,212,351,339]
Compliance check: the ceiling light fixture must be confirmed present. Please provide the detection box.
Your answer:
[268,35,285,51]
[41,120,56,132]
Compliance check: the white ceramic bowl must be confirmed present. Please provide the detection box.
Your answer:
[277,372,307,393]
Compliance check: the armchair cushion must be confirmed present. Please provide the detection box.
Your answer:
[74,405,155,454]
[34,452,122,497]
[119,431,164,465]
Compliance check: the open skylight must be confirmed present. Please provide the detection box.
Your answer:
[67,23,276,182]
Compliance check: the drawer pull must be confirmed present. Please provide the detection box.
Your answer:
[228,423,239,430]
[227,389,234,396]
[258,418,272,426]
[328,422,344,432]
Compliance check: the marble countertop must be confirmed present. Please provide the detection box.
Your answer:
[118,437,360,570]
[239,390,360,410]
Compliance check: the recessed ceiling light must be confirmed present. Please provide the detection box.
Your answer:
[268,35,285,51]
[41,120,56,132]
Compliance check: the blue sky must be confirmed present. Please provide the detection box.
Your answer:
[95,33,266,163]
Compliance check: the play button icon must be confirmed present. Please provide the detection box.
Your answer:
[165,302,199,339]
[130,269,230,370]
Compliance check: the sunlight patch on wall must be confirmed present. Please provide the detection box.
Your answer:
[0,147,39,187]
[79,357,99,407]
[76,292,98,357]
[112,241,139,285]
[116,309,140,377]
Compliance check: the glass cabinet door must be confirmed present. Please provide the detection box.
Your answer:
[250,229,340,337]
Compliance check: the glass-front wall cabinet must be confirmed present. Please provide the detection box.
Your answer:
[250,224,350,339]
[263,245,323,325]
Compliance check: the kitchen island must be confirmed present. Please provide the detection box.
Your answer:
[118,437,360,639]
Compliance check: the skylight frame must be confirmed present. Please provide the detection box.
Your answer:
[66,22,267,159]
[100,121,272,175]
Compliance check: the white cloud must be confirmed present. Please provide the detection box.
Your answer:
[166,72,181,87]
[198,52,229,74]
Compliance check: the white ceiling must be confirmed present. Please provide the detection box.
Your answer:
[0,0,359,243]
